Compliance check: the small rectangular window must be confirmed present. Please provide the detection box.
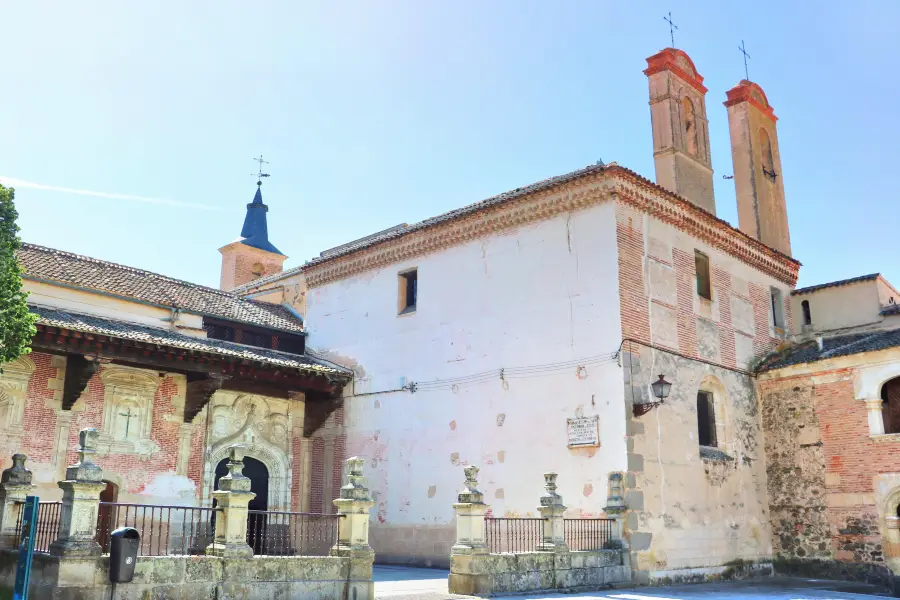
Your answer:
[697,391,717,447]
[695,251,711,300]
[771,287,784,329]
[398,269,417,314]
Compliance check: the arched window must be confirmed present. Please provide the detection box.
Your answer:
[697,391,717,447]
[682,97,699,157]
[882,377,900,434]
[252,262,265,277]
[802,300,812,327]
[760,128,776,179]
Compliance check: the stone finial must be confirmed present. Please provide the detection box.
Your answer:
[339,456,372,501]
[540,472,564,507]
[457,465,483,504]
[64,428,102,483]
[1,454,32,486]
[216,446,252,493]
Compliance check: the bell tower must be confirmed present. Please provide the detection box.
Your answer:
[644,48,716,214]
[724,80,791,256]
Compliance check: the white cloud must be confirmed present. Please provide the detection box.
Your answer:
[0,176,223,212]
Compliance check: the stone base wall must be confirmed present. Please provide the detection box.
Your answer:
[648,560,773,585]
[0,551,373,600]
[773,556,897,593]
[449,550,629,596]
[370,523,455,568]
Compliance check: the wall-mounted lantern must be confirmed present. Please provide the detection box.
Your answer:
[633,374,672,417]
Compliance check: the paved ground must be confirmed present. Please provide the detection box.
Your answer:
[372,566,891,599]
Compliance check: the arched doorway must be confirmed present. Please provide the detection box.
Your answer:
[215,456,270,554]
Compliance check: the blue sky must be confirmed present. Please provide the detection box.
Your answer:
[2,1,896,290]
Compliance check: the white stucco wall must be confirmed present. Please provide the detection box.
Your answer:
[305,201,626,562]
[791,281,882,335]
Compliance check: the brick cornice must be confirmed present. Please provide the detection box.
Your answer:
[305,174,611,287]
[608,168,799,286]
[304,167,800,289]
[644,48,708,94]
[724,80,778,122]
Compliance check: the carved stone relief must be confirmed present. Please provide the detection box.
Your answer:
[0,356,35,444]
[97,366,161,456]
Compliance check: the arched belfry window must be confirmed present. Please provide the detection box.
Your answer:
[682,97,699,157]
[697,391,717,447]
[760,128,776,180]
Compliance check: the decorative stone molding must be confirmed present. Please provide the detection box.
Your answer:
[206,446,255,558]
[865,398,886,437]
[302,168,799,289]
[98,366,161,455]
[0,356,35,442]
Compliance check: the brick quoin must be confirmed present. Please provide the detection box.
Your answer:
[187,415,208,490]
[713,267,737,368]
[615,203,650,354]
[673,247,698,358]
[291,433,304,511]
[749,282,773,356]
[309,437,325,513]
[331,433,347,513]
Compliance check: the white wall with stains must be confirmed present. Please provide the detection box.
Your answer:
[305,200,627,565]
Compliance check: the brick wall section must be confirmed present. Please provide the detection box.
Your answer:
[291,433,304,511]
[20,353,60,463]
[310,437,325,513]
[750,283,773,356]
[64,373,183,495]
[187,414,208,488]
[616,204,650,345]
[760,371,900,588]
[713,267,737,368]
[673,248,698,358]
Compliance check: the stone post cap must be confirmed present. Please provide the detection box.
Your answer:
[887,516,900,530]
[457,465,484,504]
[339,456,372,501]
[1,454,32,486]
[65,428,103,483]
[540,472,564,508]
[217,446,252,493]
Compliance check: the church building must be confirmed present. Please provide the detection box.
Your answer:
[6,43,900,591]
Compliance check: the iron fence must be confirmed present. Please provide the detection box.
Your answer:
[484,517,544,553]
[563,518,615,551]
[14,501,62,553]
[95,502,220,556]
[246,510,342,556]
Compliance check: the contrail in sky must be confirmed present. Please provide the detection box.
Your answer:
[0,176,223,212]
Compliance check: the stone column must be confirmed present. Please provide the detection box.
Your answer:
[0,454,35,548]
[206,446,256,557]
[451,466,488,556]
[331,457,375,558]
[49,428,107,557]
[605,472,627,547]
[537,472,568,552]
[865,399,886,436]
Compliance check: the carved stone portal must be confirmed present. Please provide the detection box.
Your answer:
[97,366,161,455]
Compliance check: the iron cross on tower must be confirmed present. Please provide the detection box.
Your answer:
[663,12,678,47]
[253,155,270,186]
[739,40,751,80]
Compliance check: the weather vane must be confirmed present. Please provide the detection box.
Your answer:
[663,12,678,48]
[739,40,751,80]
[252,155,270,186]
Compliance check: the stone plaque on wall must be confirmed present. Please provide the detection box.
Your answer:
[567,416,600,448]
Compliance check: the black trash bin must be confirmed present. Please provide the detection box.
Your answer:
[109,527,140,583]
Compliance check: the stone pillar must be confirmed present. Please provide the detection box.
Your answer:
[451,466,488,556]
[206,446,256,558]
[605,472,627,546]
[0,454,35,548]
[331,457,375,558]
[865,399,886,436]
[538,472,567,552]
[49,428,107,557]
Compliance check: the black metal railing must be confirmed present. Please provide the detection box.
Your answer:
[95,503,220,556]
[484,517,544,553]
[246,510,342,556]
[14,501,62,553]
[564,518,615,551]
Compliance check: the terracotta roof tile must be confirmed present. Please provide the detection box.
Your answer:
[757,328,900,372]
[19,243,302,333]
[30,304,342,376]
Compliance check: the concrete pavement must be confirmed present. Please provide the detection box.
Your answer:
[372,566,891,599]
